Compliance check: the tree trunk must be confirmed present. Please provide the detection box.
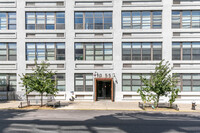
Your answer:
[25,87,29,106]
[26,91,29,106]
[156,95,160,108]
[41,93,43,107]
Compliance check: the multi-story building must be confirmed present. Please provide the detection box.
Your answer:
[0,0,200,103]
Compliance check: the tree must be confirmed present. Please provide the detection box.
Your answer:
[137,60,179,108]
[19,61,58,106]
[19,74,34,105]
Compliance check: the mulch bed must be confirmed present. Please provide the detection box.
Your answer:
[144,107,178,111]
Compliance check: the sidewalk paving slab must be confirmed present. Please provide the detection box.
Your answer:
[0,101,21,109]
[1,100,200,113]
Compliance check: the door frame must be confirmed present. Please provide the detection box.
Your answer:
[95,78,114,102]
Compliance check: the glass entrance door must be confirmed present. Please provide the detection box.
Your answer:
[97,80,111,100]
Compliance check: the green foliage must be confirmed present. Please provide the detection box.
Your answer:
[137,60,180,108]
[19,73,34,104]
[19,60,58,106]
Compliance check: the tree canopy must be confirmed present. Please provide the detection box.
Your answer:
[137,60,179,107]
[19,61,58,106]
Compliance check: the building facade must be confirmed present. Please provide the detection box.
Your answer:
[0,0,200,103]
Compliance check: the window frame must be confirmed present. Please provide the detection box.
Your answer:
[174,73,200,92]
[53,73,66,92]
[122,42,162,61]
[74,11,113,30]
[25,12,65,30]
[172,10,200,29]
[0,74,16,92]
[0,42,17,61]
[74,73,93,92]
[0,12,16,30]
[172,42,200,60]
[74,42,113,61]
[26,42,65,61]
[122,11,162,29]
[122,73,150,92]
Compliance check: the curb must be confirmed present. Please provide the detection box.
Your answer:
[1,107,199,113]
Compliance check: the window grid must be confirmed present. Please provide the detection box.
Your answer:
[122,42,162,61]
[75,43,113,61]
[75,73,93,92]
[0,74,16,92]
[53,73,65,92]
[175,74,200,92]
[122,73,150,92]
[75,11,112,29]
[26,42,65,61]
[172,42,200,60]
[26,12,65,30]
[0,12,16,30]
[0,43,17,61]
[122,11,162,29]
[172,10,200,29]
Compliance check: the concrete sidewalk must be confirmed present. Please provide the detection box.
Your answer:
[58,101,142,111]
[58,101,200,112]
[1,100,200,112]
[0,101,21,109]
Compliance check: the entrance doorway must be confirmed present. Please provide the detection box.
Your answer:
[97,80,111,100]
[95,78,114,102]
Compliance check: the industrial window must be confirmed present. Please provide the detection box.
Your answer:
[74,11,112,29]
[172,11,200,29]
[122,42,162,61]
[0,43,16,61]
[174,74,200,92]
[75,43,113,61]
[172,42,200,60]
[0,74,16,92]
[75,73,93,92]
[122,11,162,29]
[52,73,65,91]
[26,42,65,61]
[0,12,16,30]
[122,73,150,92]
[25,12,65,30]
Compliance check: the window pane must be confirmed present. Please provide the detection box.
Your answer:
[0,43,6,48]
[182,43,191,60]
[56,12,65,18]
[122,12,131,29]
[123,74,131,79]
[95,12,103,29]
[122,86,131,91]
[172,43,181,60]
[122,43,131,60]
[142,12,151,29]
[132,12,141,29]
[75,74,93,92]
[172,11,180,28]
[192,11,200,28]
[142,43,151,60]
[75,12,83,29]
[152,11,162,29]
[132,86,140,91]
[192,42,200,60]
[153,43,162,60]
[182,11,191,29]
[132,43,141,60]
